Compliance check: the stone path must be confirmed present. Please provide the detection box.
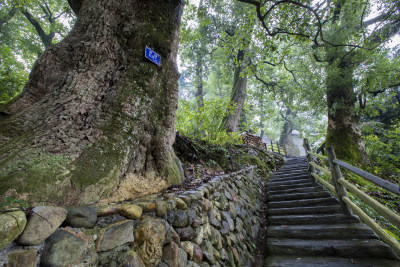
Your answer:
[264,157,400,267]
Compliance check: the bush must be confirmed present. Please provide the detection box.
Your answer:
[177,97,243,146]
[363,122,400,180]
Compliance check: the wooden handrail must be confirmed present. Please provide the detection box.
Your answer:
[311,173,335,194]
[338,178,400,229]
[342,197,400,257]
[308,151,328,161]
[309,162,332,177]
[303,138,400,258]
[334,159,400,196]
[266,141,286,157]
[326,147,353,215]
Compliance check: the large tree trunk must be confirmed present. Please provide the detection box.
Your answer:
[325,50,369,166]
[219,49,247,133]
[0,0,185,205]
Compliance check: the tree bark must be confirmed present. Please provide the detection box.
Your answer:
[0,0,184,205]
[279,108,293,149]
[325,48,369,166]
[219,49,247,133]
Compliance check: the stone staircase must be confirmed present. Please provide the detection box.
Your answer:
[264,157,400,267]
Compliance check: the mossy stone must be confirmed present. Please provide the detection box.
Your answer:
[66,206,97,228]
[175,197,188,210]
[40,229,87,266]
[135,201,156,212]
[120,204,143,219]
[0,210,27,249]
[7,250,37,267]
[17,206,67,246]
[155,200,167,217]
[96,220,135,252]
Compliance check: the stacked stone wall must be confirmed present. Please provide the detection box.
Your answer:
[0,166,267,266]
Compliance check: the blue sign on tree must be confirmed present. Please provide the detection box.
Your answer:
[145,46,161,66]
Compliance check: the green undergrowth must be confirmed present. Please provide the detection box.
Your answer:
[0,196,30,210]
[176,97,243,146]
[173,133,283,177]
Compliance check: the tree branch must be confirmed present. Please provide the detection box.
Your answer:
[237,0,390,51]
[313,52,325,62]
[283,60,298,84]
[367,19,400,46]
[21,9,52,48]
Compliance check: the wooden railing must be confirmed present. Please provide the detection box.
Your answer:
[266,140,287,156]
[303,138,400,258]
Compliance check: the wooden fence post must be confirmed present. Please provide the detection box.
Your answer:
[277,142,281,155]
[327,147,353,215]
[303,138,315,174]
[270,141,274,152]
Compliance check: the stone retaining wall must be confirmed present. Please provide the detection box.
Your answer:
[0,165,268,266]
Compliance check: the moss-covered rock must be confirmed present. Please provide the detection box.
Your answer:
[0,210,27,249]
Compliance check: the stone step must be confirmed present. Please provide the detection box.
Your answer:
[264,255,400,267]
[268,197,339,209]
[269,173,311,181]
[272,169,309,175]
[279,165,309,170]
[275,164,308,168]
[275,163,308,168]
[264,157,399,266]
[266,238,397,259]
[267,205,343,216]
[267,223,378,239]
[268,214,360,225]
[267,182,315,191]
[267,178,312,187]
[282,160,307,164]
[268,186,323,196]
[268,191,331,202]
[283,163,308,167]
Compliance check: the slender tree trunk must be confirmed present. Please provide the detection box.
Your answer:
[195,57,204,110]
[0,0,184,205]
[219,49,247,133]
[325,49,369,166]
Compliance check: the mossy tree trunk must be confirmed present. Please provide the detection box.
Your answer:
[219,48,247,133]
[0,0,184,205]
[325,47,369,166]
[279,107,293,149]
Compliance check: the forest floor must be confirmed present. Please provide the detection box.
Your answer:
[164,163,226,193]
[169,133,282,193]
